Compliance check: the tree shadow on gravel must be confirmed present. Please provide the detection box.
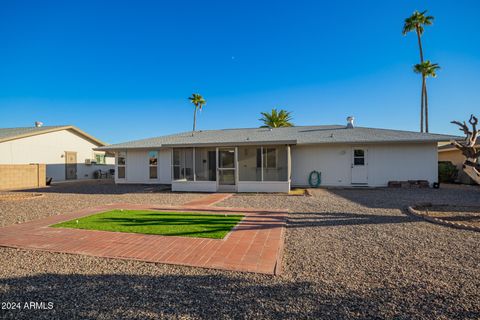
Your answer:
[287,211,420,228]
[0,273,478,320]
[325,187,480,210]
[12,181,171,195]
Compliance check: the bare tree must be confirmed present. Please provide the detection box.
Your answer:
[451,114,480,184]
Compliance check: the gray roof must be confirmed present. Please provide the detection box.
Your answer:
[0,126,65,140]
[97,125,461,150]
[0,125,107,146]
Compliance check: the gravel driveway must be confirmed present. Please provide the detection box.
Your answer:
[0,181,479,319]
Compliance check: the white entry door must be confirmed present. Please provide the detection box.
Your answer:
[351,148,368,184]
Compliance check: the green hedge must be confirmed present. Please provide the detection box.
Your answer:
[438,161,458,183]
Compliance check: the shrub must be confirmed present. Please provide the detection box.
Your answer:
[438,161,458,183]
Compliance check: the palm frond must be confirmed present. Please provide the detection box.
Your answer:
[259,108,294,128]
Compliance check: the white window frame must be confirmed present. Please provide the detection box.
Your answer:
[117,151,127,179]
[94,152,106,165]
[148,150,158,179]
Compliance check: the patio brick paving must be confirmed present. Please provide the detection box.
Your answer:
[0,196,287,275]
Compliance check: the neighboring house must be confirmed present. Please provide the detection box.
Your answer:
[438,143,479,184]
[0,125,114,182]
[97,119,458,193]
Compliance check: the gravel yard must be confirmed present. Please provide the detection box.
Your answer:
[1,181,479,319]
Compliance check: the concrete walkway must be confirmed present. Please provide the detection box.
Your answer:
[0,195,287,275]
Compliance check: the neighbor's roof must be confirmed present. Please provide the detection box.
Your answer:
[96,125,460,151]
[438,141,478,152]
[0,125,107,146]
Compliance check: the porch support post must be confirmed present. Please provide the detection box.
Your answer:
[260,146,264,181]
[235,146,239,188]
[287,145,291,182]
[192,147,196,181]
[215,147,219,189]
[287,145,292,182]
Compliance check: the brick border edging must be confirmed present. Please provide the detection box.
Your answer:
[273,214,287,275]
[0,201,289,275]
[0,193,45,202]
[407,205,480,232]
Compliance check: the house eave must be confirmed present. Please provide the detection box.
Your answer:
[95,140,297,151]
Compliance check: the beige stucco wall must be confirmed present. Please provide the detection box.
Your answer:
[0,164,46,190]
[0,129,114,181]
[438,149,473,184]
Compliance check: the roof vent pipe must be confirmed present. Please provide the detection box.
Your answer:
[34,121,43,128]
[346,116,354,128]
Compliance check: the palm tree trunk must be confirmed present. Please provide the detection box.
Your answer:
[192,105,197,132]
[424,77,429,133]
[416,27,425,132]
[416,27,424,62]
[420,78,424,132]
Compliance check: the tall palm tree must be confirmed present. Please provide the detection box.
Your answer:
[259,109,294,128]
[414,61,440,133]
[188,93,206,132]
[403,10,434,132]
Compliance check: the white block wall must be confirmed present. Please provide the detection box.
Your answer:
[291,143,438,187]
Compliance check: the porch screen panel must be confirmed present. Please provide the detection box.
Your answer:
[172,148,194,181]
[238,147,261,181]
[194,148,216,181]
[263,146,288,181]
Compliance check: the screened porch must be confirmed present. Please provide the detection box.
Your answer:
[171,145,291,193]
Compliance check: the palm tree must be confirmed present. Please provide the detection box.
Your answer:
[414,61,440,133]
[188,93,206,132]
[403,10,434,132]
[259,109,294,128]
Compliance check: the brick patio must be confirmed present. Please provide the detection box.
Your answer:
[0,195,287,274]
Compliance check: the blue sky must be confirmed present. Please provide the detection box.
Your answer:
[0,0,479,144]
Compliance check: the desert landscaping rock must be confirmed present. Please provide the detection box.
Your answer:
[408,204,480,232]
[1,181,479,319]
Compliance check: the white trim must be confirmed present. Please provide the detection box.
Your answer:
[172,181,217,192]
[116,150,127,181]
[237,181,290,193]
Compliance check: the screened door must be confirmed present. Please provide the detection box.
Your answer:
[217,148,236,191]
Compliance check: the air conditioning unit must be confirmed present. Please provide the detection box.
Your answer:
[85,159,92,165]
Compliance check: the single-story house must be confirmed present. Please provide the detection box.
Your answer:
[0,124,114,181]
[438,143,479,184]
[96,119,458,193]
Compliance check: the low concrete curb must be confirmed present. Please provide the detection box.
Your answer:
[407,205,480,232]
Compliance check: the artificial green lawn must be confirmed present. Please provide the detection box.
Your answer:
[51,210,244,239]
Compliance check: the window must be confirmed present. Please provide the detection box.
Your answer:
[149,151,158,179]
[94,153,106,165]
[117,151,126,179]
[353,149,365,166]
